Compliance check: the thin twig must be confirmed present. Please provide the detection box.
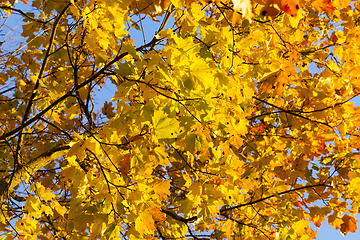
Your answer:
[253,96,332,128]
[0,6,49,24]
[220,183,329,213]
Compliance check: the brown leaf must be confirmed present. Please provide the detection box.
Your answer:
[119,153,131,176]
[102,101,115,118]
[330,31,338,43]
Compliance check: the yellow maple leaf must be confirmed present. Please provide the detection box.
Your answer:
[184,133,208,154]
[152,111,179,139]
[312,216,326,228]
[153,179,171,200]
[51,201,67,216]
[330,217,343,230]
[135,216,146,235]
[142,211,156,232]
[25,195,41,218]
[149,207,166,221]
[135,208,161,235]
[37,183,55,201]
[292,220,310,235]
[258,69,290,96]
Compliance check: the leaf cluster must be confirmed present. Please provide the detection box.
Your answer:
[0,0,360,239]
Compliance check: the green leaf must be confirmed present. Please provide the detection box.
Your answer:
[116,62,133,77]
[104,222,117,240]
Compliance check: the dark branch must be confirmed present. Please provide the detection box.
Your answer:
[161,209,198,223]
[0,6,49,23]
[220,183,328,213]
[253,96,332,128]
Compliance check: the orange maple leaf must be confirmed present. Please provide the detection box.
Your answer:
[149,207,166,221]
[252,123,267,133]
[341,214,358,235]
[312,216,326,228]
[313,0,337,13]
[320,0,337,11]
[261,0,300,18]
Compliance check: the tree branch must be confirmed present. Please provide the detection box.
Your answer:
[253,96,332,128]
[161,209,198,223]
[12,2,72,170]
[0,145,70,199]
[0,37,161,141]
[0,6,49,24]
[220,183,328,213]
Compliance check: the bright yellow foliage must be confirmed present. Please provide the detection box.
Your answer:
[0,0,360,239]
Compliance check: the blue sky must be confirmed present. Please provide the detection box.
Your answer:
[315,214,360,239]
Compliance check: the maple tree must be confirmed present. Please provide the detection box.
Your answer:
[0,0,360,239]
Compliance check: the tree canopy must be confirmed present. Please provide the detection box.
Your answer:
[0,0,360,239]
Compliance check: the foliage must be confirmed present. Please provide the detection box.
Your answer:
[0,0,360,239]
